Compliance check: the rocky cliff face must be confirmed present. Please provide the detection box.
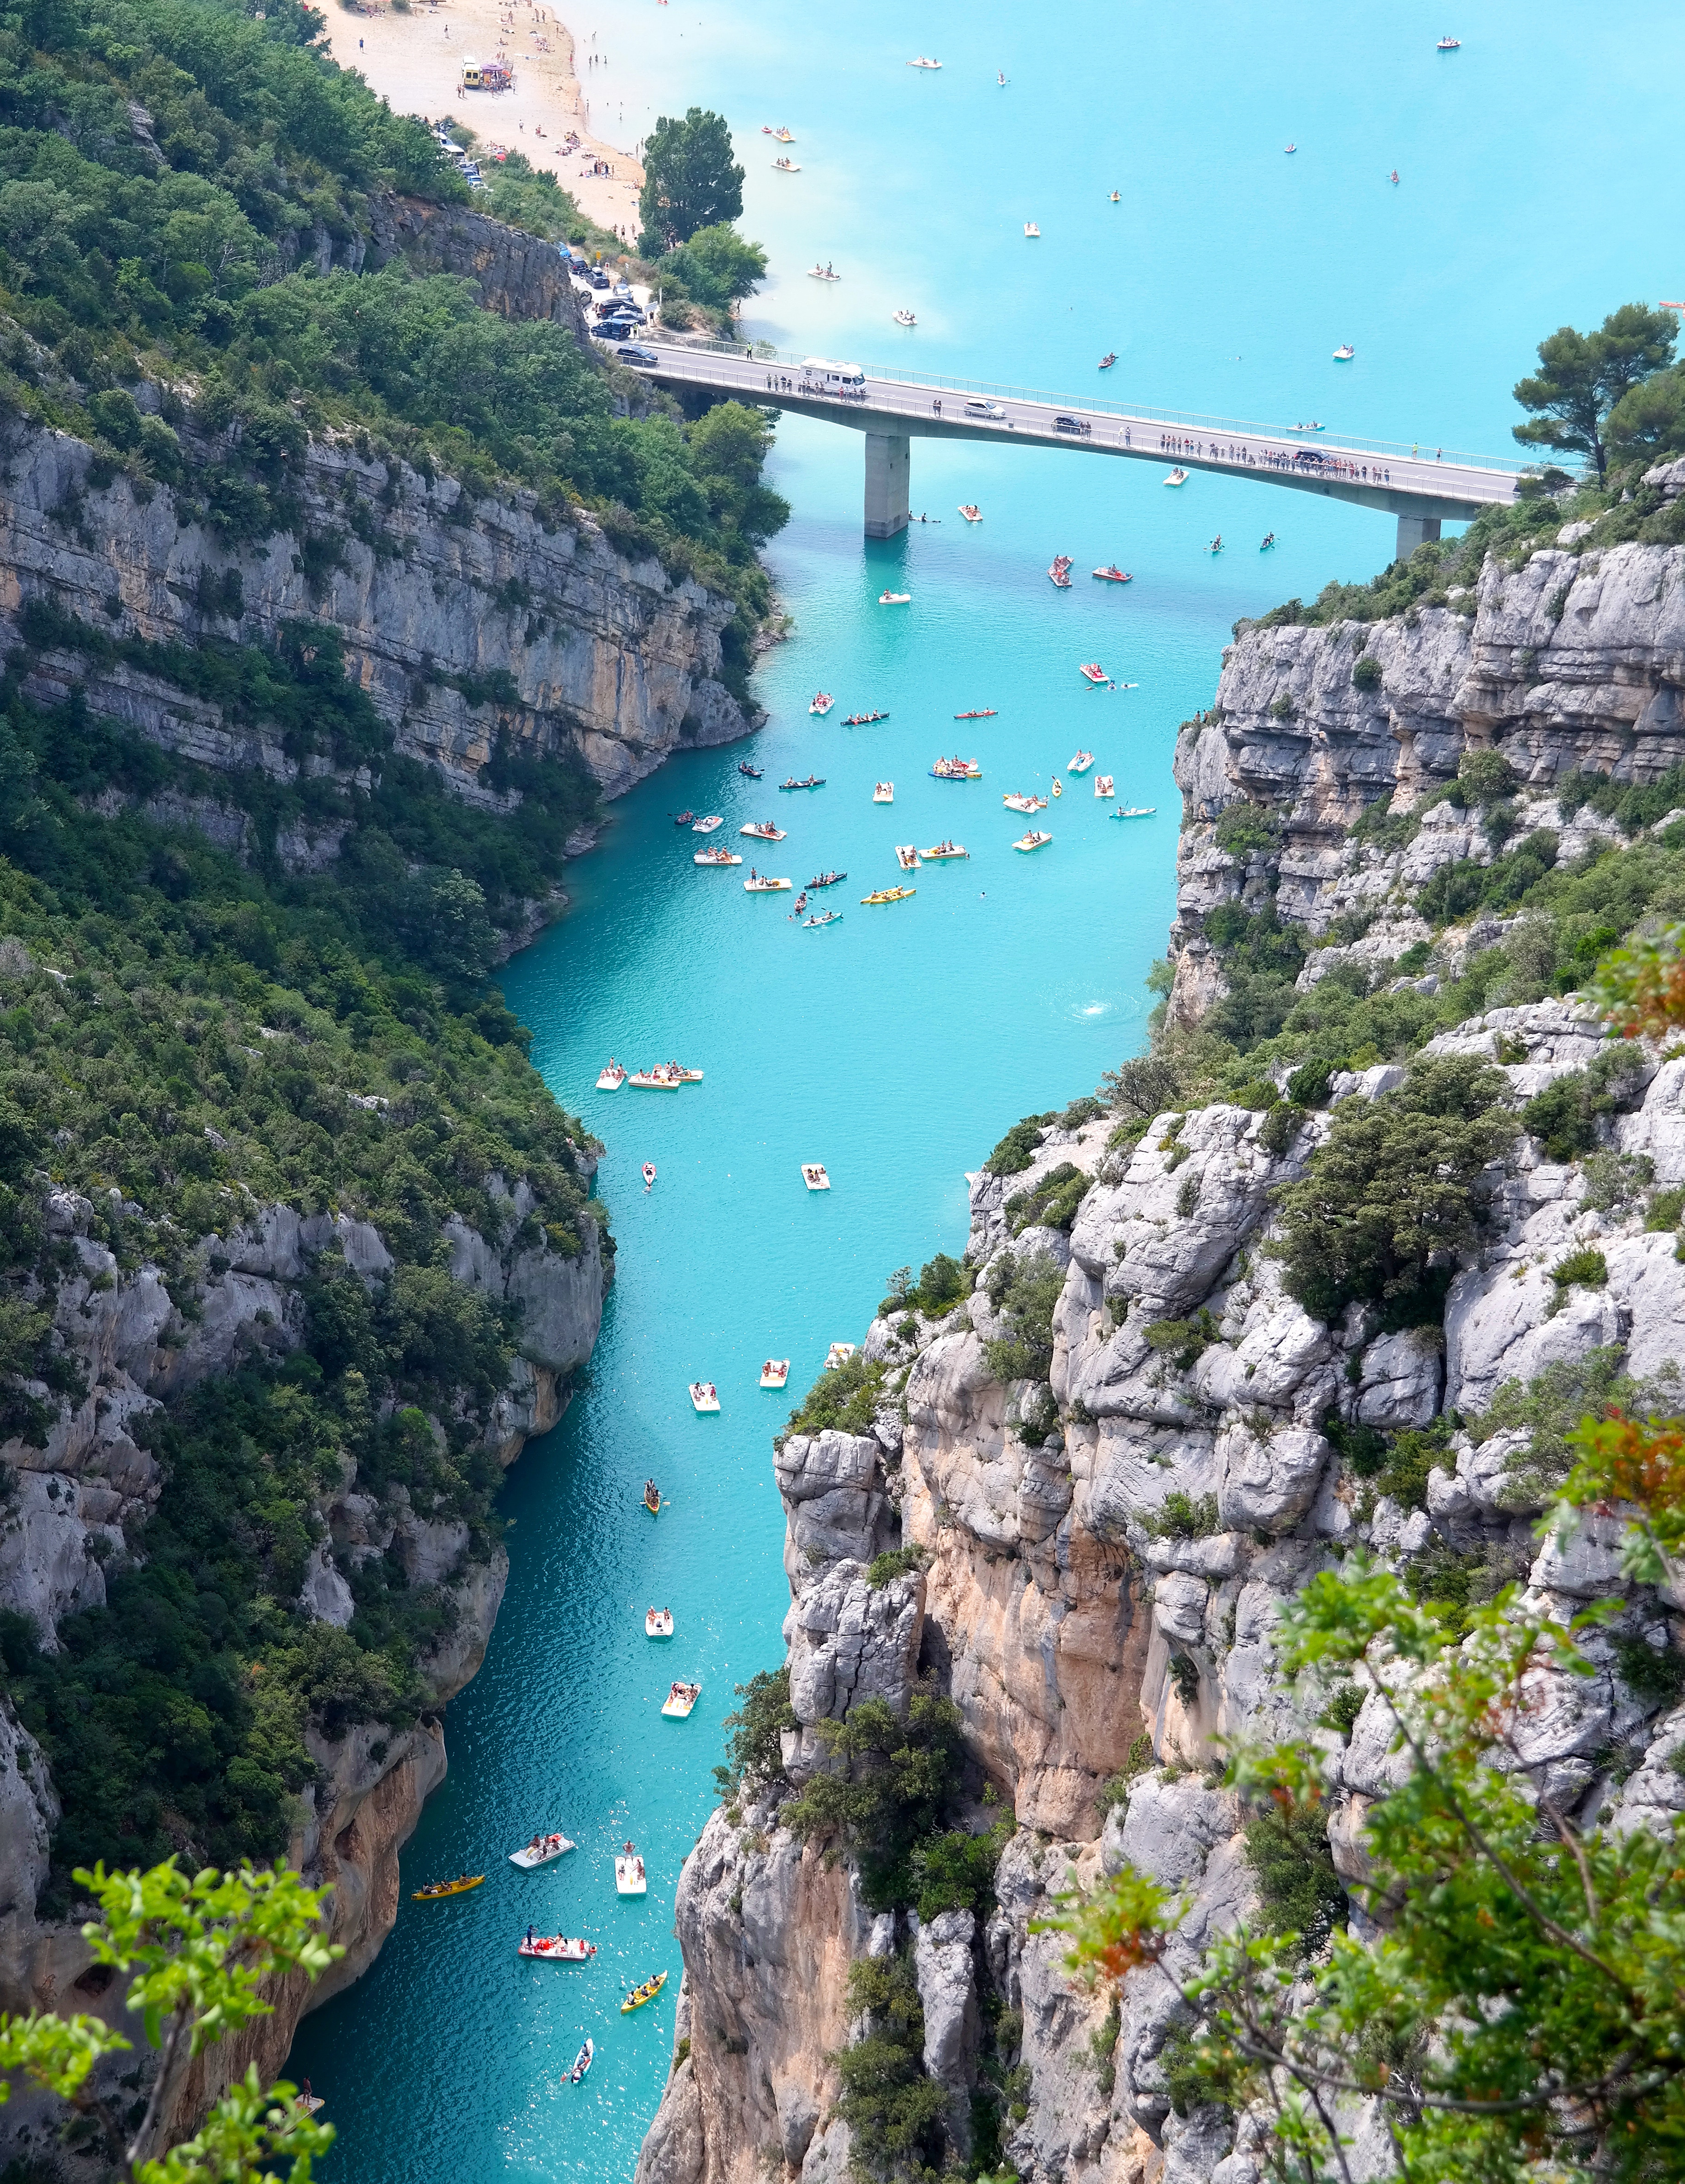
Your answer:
[0,1168,609,2153]
[637,529,1685,2184]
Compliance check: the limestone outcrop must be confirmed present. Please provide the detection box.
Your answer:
[637,538,1685,2184]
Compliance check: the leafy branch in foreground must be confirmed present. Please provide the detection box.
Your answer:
[0,1859,341,2181]
[1032,1406,1685,2184]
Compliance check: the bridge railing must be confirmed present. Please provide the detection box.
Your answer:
[640,332,1535,478]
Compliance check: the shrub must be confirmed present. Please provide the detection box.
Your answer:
[1612,1632,1685,1709]
[1522,1044,1649,1160]
[1144,1310,1219,1373]
[832,1953,949,2182]
[1150,1491,1221,1540]
[1550,1246,1608,1290]
[1275,1056,1516,1323]
[1286,1060,1334,1108]
[1351,655,1382,691]
[910,1820,1013,1922]
[1242,1798,1346,1960]
[1098,1053,1183,1121]
[1006,1161,1089,1235]
[906,1252,970,1314]
[867,1547,926,1588]
[1648,1184,1685,1232]
[782,1352,887,1441]
[1213,803,1282,860]
[712,1667,795,1801]
[1459,749,1519,803]
[982,1251,1065,1383]
[783,1692,966,1909]
[984,1111,1055,1176]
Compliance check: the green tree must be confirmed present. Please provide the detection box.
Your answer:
[1607,363,1685,467]
[664,222,767,308]
[0,1857,340,2179]
[1513,303,1678,482]
[637,108,744,253]
[782,1692,966,1908]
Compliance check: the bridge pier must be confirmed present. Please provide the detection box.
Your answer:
[1396,513,1442,562]
[864,431,910,539]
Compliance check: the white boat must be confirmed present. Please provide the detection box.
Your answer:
[692,815,723,833]
[518,1934,595,1962]
[1094,774,1115,798]
[958,504,982,522]
[1013,830,1053,852]
[1333,344,1355,360]
[873,782,894,803]
[772,156,801,171]
[615,1854,648,1898]
[661,1681,702,1720]
[807,264,842,281]
[629,1065,702,1087]
[1436,35,1460,48]
[809,692,835,714]
[569,2038,595,2082]
[908,55,942,67]
[760,1359,791,1389]
[770,126,795,141]
[802,1164,832,1191]
[688,1381,720,1412]
[1067,750,1094,773]
[879,590,912,605]
[745,874,792,892]
[694,848,743,866]
[1024,222,1040,238]
[921,841,969,860]
[824,1341,856,1369]
[595,1062,627,1090]
[646,1608,674,1638]
[805,910,843,928]
[1164,467,1188,486]
[741,822,788,840]
[509,1832,576,1870]
[892,309,916,327]
[1003,792,1048,814]
[895,844,921,870]
[1111,805,1157,819]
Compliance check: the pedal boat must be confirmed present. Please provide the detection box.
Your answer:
[809,692,835,714]
[741,821,787,840]
[1093,565,1132,583]
[646,1608,675,1638]
[1078,662,1108,684]
[873,783,894,802]
[1163,467,1188,486]
[1013,830,1053,852]
[824,1341,857,1369]
[695,847,743,865]
[879,590,912,605]
[801,1163,832,1189]
[615,1853,648,1897]
[921,842,969,860]
[760,1359,791,1389]
[1094,774,1115,798]
[692,814,722,832]
[596,1062,627,1089]
[519,1935,595,1961]
[895,844,921,870]
[930,758,982,779]
[688,1382,720,1412]
[958,504,982,522]
[661,1682,701,1720]
[1067,751,1094,773]
[509,1832,576,1869]
[745,874,792,891]
[1003,792,1047,814]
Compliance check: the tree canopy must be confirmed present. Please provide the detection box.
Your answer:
[1513,302,1678,480]
[637,107,745,253]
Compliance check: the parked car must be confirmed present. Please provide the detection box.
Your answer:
[963,398,1006,419]
[586,268,611,290]
[616,344,660,365]
[1054,413,1092,437]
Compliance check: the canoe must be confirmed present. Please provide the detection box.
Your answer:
[1052,780,1063,797]
[646,1608,674,1638]
[953,709,997,719]
[745,876,793,892]
[623,1970,670,2013]
[805,911,843,927]
[1111,806,1157,819]
[873,783,894,802]
[595,1065,626,1089]
[412,1875,485,1901]
[921,843,969,860]
[760,1359,791,1389]
[824,1342,857,1369]
[806,871,848,887]
[740,823,788,839]
[801,1164,832,1190]
[661,1682,701,1720]
[643,1486,662,1516]
[1094,775,1115,798]
[519,1935,596,1961]
[569,2038,594,2084]
[1012,831,1053,852]
[861,886,915,903]
[688,1382,721,1413]
[615,1854,648,1897]
[509,1833,576,1870]
[694,850,743,865]
[895,845,921,870]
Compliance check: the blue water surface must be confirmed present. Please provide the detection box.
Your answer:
[287,0,1685,2172]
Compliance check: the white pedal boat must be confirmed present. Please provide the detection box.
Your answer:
[646,1608,674,1638]
[1067,750,1094,773]
[921,842,968,860]
[695,848,743,865]
[802,1164,831,1191]
[688,1381,720,1412]
[661,1681,702,1719]
[741,822,788,840]
[1013,830,1053,852]
[1094,774,1115,798]
[824,1341,856,1370]
[692,815,723,833]
[760,1359,791,1389]
[595,1062,627,1090]
[873,782,894,802]
[509,1832,576,1870]
[615,1853,648,1897]
[1003,792,1047,814]
[518,1934,595,1961]
[895,844,921,870]
[745,874,792,891]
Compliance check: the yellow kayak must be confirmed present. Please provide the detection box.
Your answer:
[861,886,915,904]
[412,1874,485,1901]
[622,1969,669,2014]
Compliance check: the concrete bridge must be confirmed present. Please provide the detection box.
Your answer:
[631,337,1528,562]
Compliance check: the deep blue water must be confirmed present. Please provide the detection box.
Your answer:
[287,0,1685,2172]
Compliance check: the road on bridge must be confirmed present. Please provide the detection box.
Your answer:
[628,336,1522,552]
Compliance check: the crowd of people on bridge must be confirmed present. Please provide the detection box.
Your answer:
[1157,430,1402,484]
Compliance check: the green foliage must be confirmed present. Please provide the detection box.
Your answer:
[655,222,768,328]
[1005,1160,1089,1236]
[637,107,744,253]
[1143,1310,1219,1373]
[983,1111,1055,1176]
[1460,749,1520,804]
[982,1251,1065,1383]
[1522,1045,1648,1160]
[905,1252,970,1316]
[1351,654,1382,692]
[1417,829,1560,926]
[781,1351,887,1442]
[1551,1245,1609,1290]
[1469,1347,1652,1504]
[1275,1056,1517,1323]
[1212,803,1281,861]
[1095,1733,1155,1818]
[909,1821,1012,1923]
[783,1692,966,1910]
[1612,1632,1685,1711]
[867,1547,926,1589]
[1243,1799,1346,1958]
[711,1667,794,1802]
[0,1856,340,2179]
[831,1952,949,2183]
[1149,1491,1221,1540]
[1512,302,1679,481]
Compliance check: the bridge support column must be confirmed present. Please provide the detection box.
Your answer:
[864,431,910,539]
[1396,513,1441,562]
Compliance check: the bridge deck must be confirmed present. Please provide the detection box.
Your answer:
[631,336,1523,528]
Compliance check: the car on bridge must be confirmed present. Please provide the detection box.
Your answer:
[1054,414,1092,437]
[616,344,660,366]
[964,399,1006,420]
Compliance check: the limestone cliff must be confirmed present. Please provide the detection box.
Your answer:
[637,522,1685,2184]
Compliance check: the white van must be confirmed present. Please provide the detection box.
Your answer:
[800,358,867,394]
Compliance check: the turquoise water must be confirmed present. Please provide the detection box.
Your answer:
[288,1,1685,2173]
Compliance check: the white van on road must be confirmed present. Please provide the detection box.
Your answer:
[800,358,867,397]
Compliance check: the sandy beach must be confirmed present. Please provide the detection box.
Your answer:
[322,0,643,240]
